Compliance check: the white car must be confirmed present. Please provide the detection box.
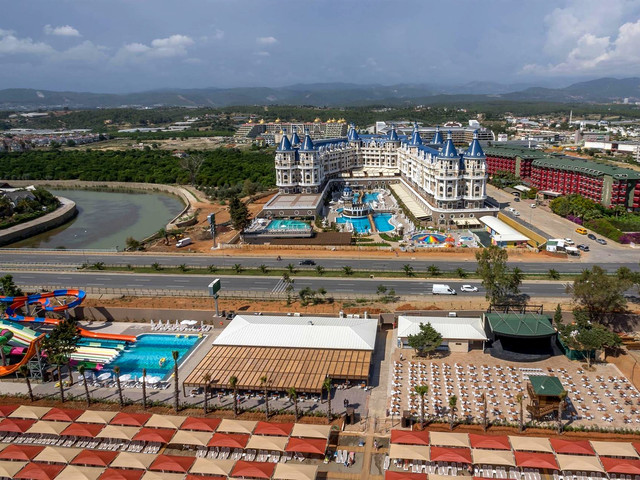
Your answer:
[460,285,478,292]
[507,207,516,212]
[514,211,520,216]
[564,238,575,245]
[530,203,536,208]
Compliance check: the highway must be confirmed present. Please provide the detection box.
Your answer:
[1,251,638,274]
[6,271,572,298]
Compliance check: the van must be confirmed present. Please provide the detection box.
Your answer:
[576,227,587,235]
[432,284,456,295]
[176,237,193,248]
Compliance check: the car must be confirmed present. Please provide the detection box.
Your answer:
[514,197,520,202]
[587,233,596,240]
[596,238,607,245]
[298,259,316,266]
[564,238,574,245]
[576,227,587,235]
[507,207,516,212]
[577,244,590,251]
[460,285,479,292]
[513,211,520,216]
[530,203,537,208]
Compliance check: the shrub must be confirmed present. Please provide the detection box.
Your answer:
[584,218,623,242]
[619,232,640,244]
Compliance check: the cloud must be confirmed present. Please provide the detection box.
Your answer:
[44,24,81,37]
[0,28,54,55]
[253,51,270,57]
[213,29,224,40]
[59,41,108,63]
[256,36,278,45]
[115,34,194,62]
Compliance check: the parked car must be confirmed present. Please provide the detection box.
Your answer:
[507,207,516,212]
[299,259,316,266]
[577,244,590,251]
[176,237,192,248]
[513,211,520,216]
[514,197,520,202]
[530,203,537,208]
[564,238,574,245]
[460,285,478,292]
[587,233,596,240]
[596,238,607,245]
[576,227,587,235]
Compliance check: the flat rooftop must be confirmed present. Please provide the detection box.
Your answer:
[263,193,323,210]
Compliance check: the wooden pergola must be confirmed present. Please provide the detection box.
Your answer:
[183,345,372,393]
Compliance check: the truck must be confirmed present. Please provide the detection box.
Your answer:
[432,284,456,295]
[176,237,193,248]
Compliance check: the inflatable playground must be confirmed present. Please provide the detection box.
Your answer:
[0,289,136,377]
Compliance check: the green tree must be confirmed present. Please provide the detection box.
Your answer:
[232,263,243,273]
[553,304,563,325]
[113,365,124,407]
[475,246,522,304]
[414,385,429,428]
[229,196,250,232]
[260,375,270,420]
[548,269,560,280]
[322,377,333,424]
[426,264,441,277]
[455,267,467,279]
[179,153,205,186]
[78,365,91,407]
[229,375,239,417]
[142,368,148,410]
[286,263,296,274]
[557,312,621,368]
[259,264,268,274]
[407,322,443,358]
[568,266,631,324]
[403,264,415,277]
[19,365,34,402]
[92,262,105,270]
[172,350,180,413]
[342,265,354,276]
[448,395,457,430]
[315,265,325,276]
[54,354,66,402]
[125,237,140,251]
[179,263,188,272]
[288,387,299,421]
[151,262,162,271]
[42,317,80,386]
[0,274,23,297]
[557,391,567,435]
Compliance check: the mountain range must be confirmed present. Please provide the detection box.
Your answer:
[1,77,639,110]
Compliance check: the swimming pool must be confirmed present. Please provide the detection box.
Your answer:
[266,219,310,231]
[336,216,372,234]
[373,213,394,232]
[106,334,201,379]
[361,192,379,204]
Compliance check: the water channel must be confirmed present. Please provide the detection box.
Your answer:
[8,189,185,250]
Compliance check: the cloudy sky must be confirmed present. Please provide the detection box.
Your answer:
[2,0,640,92]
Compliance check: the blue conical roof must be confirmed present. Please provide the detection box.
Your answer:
[464,130,485,158]
[439,131,457,158]
[300,132,315,151]
[347,124,360,142]
[290,127,301,146]
[277,129,292,151]
[409,123,422,146]
[432,126,444,144]
[388,127,399,142]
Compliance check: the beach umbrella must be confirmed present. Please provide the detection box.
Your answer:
[118,374,132,382]
[146,376,161,384]
[97,372,111,381]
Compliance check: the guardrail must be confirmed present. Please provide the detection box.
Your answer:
[0,247,118,253]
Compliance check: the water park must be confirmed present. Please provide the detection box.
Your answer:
[328,185,402,235]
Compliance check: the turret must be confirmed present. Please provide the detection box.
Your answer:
[409,123,422,146]
[300,130,315,151]
[277,128,292,151]
[290,126,301,147]
[432,126,444,144]
[347,123,360,142]
[438,131,458,158]
[388,126,399,142]
[464,130,485,158]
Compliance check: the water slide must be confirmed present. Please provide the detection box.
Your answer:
[0,333,46,377]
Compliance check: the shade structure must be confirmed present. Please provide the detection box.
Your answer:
[110,452,157,470]
[207,432,250,449]
[26,420,71,436]
[0,405,18,417]
[388,444,430,461]
[96,425,141,441]
[600,457,640,475]
[140,472,185,480]
[385,472,427,480]
[253,421,294,437]
[76,410,117,424]
[430,432,471,448]
[591,441,639,459]
[471,449,515,467]
[71,449,119,467]
[169,430,213,447]
[430,446,472,464]
[132,427,175,444]
[9,405,51,420]
[14,462,64,480]
[41,408,84,423]
[549,438,595,456]
[181,417,221,432]
[0,417,34,433]
[0,444,44,461]
[149,454,195,473]
[273,463,319,480]
[61,422,105,438]
[634,443,640,456]
[56,465,104,480]
[145,414,185,430]
[509,436,553,453]
[246,435,288,452]
[0,460,27,478]
[290,423,331,439]
[33,446,83,464]
[285,436,327,456]
[111,412,152,427]
[186,475,225,480]
[514,451,559,470]
[189,458,235,476]
[469,434,511,451]
[390,429,429,446]
[217,418,256,435]
[99,468,144,480]
[556,454,605,473]
[231,460,276,479]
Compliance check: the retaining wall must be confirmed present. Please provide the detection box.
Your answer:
[0,197,77,246]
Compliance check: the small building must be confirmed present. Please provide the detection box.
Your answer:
[479,216,529,248]
[526,375,566,420]
[397,316,487,352]
[484,312,559,362]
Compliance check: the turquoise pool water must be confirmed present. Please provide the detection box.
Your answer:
[266,219,310,231]
[373,213,394,232]
[336,216,372,234]
[106,334,201,379]
[362,192,379,204]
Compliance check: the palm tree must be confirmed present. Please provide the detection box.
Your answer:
[286,263,296,274]
[113,366,124,408]
[322,377,333,424]
[402,264,415,277]
[481,393,488,432]
[203,373,211,415]
[66,357,74,386]
[260,375,270,419]
[78,365,91,407]
[516,393,524,432]
[172,350,180,413]
[414,385,428,428]
[54,354,66,403]
[142,368,148,410]
[232,263,243,273]
[315,265,325,275]
[288,387,299,421]
[259,264,268,274]
[557,391,567,435]
[19,365,34,402]
[427,264,441,276]
[342,266,353,276]
[448,395,457,431]
[229,376,239,417]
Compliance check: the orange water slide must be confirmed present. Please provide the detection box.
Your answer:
[0,334,45,377]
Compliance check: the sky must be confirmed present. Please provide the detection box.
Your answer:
[1,0,640,93]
